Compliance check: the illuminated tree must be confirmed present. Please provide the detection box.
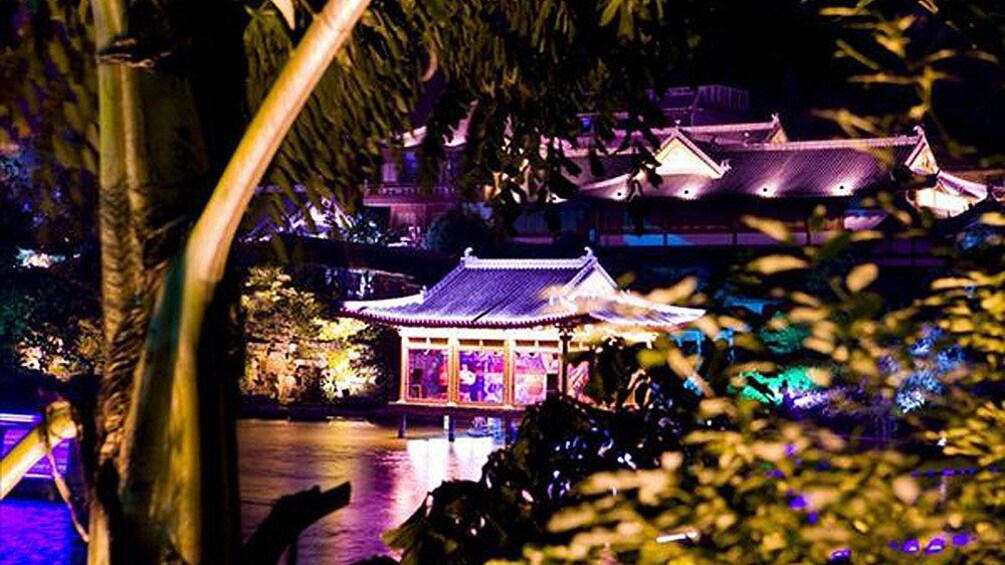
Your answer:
[241,266,385,403]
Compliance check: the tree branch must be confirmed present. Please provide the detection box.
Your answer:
[240,482,352,565]
[185,0,372,287]
[0,401,77,499]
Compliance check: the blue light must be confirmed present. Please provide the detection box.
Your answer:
[829,548,850,560]
[925,537,945,554]
[902,539,920,553]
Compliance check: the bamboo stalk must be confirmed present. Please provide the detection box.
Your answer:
[185,0,372,287]
[0,402,77,499]
[114,2,371,562]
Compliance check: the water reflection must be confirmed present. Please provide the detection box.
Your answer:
[239,419,497,564]
[0,500,87,565]
[0,419,495,565]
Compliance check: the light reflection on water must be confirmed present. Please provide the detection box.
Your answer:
[0,419,496,565]
[239,418,498,564]
[0,499,87,565]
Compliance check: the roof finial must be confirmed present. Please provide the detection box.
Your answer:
[583,246,594,260]
[462,247,474,262]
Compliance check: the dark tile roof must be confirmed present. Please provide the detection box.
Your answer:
[341,250,703,329]
[582,134,925,200]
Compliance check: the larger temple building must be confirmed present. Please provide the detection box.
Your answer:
[362,85,993,248]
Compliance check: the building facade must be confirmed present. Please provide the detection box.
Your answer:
[342,250,703,409]
[361,85,992,247]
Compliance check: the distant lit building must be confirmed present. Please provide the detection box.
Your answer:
[362,85,991,246]
[342,249,702,408]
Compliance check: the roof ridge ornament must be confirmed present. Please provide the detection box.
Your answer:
[462,247,475,263]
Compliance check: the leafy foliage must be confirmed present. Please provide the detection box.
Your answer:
[0,266,101,379]
[0,0,98,253]
[813,0,1005,165]
[501,209,1003,563]
[386,392,706,565]
[385,203,1003,564]
[241,266,391,402]
[421,206,494,255]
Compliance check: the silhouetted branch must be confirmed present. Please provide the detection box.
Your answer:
[240,482,352,565]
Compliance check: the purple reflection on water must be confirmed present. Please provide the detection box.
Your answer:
[238,419,497,564]
[0,499,86,565]
[1,419,496,565]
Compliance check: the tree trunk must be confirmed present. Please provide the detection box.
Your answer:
[87,0,226,562]
[86,0,371,563]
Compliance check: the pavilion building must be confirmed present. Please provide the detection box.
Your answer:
[341,249,703,411]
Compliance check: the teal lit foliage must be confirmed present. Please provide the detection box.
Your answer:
[334,209,399,246]
[739,366,818,406]
[733,315,819,405]
[759,315,811,355]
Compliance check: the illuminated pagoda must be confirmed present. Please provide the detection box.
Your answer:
[341,249,703,411]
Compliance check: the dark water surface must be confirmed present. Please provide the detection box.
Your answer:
[0,419,497,565]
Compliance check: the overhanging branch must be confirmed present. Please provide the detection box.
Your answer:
[185,0,372,287]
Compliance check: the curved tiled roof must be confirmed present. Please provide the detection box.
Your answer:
[341,249,704,329]
[580,133,925,200]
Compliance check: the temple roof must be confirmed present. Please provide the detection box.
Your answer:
[580,132,928,200]
[341,249,704,329]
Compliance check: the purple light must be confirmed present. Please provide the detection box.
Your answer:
[925,537,945,554]
[789,495,807,510]
[941,468,955,476]
[807,511,819,525]
[829,548,850,560]
[952,533,970,547]
[902,539,920,553]
[1,424,71,479]
[0,412,40,425]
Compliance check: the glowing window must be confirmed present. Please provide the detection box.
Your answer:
[513,351,558,405]
[458,349,505,404]
[568,360,591,400]
[406,349,448,401]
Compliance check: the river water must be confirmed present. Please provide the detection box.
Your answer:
[0,419,498,565]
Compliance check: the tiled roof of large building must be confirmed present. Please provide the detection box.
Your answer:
[341,249,704,329]
[581,132,927,200]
